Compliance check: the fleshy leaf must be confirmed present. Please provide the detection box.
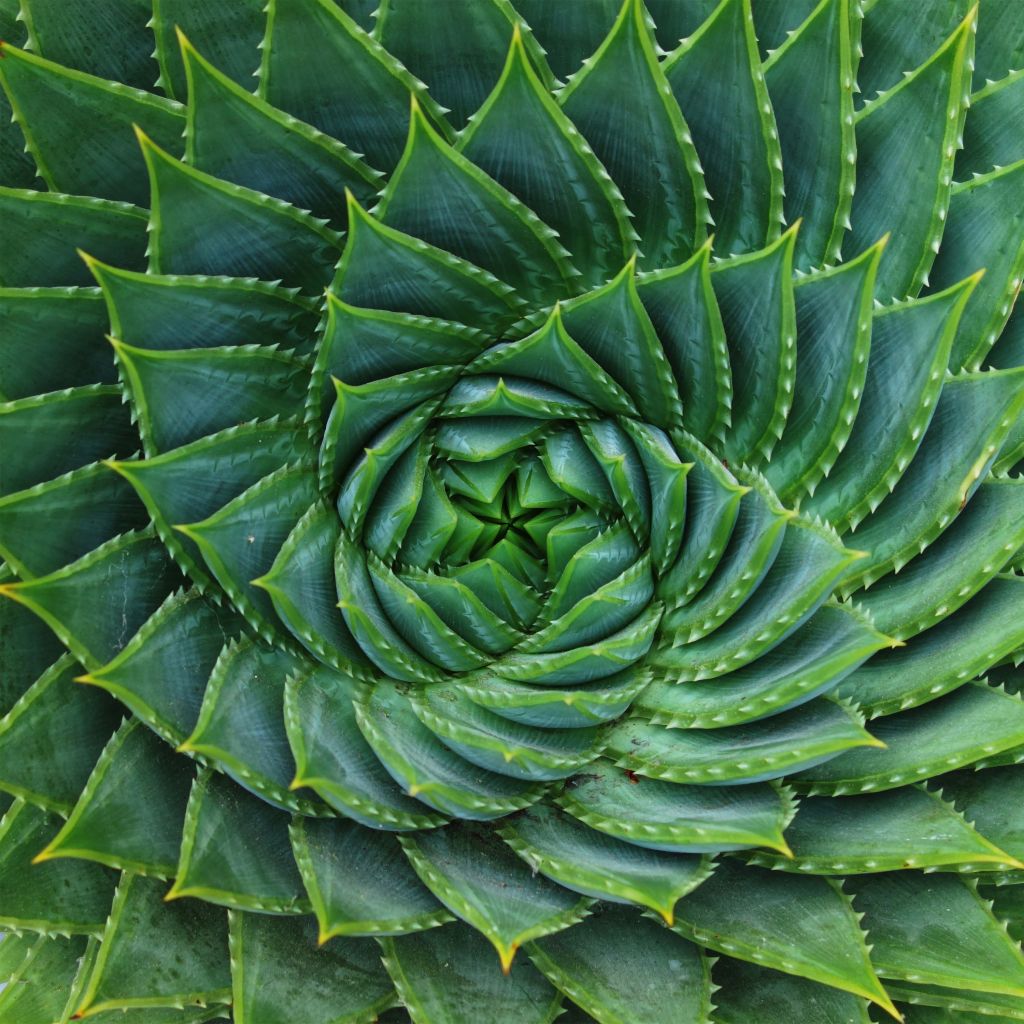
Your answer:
[673,859,899,1016]
[558,0,709,269]
[399,821,591,972]
[529,905,711,1024]
[664,0,785,255]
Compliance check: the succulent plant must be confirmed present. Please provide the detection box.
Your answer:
[2,0,1024,1020]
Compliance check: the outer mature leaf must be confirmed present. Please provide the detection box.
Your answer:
[0,44,184,205]
[0,800,115,937]
[139,131,341,292]
[228,912,396,1024]
[557,760,794,854]
[764,0,857,268]
[376,0,553,127]
[850,872,1024,996]
[259,0,450,171]
[400,822,591,971]
[381,923,562,1024]
[528,905,712,1024]
[0,188,147,288]
[501,803,711,922]
[458,29,634,286]
[35,717,194,876]
[0,933,87,1024]
[559,0,709,269]
[746,785,1021,874]
[711,956,873,1024]
[795,681,1024,793]
[75,873,230,1016]
[664,0,785,255]
[846,10,975,299]
[181,32,382,226]
[290,816,450,940]
[672,859,899,1016]
[168,770,309,914]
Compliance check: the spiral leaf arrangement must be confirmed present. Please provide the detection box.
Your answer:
[2,0,1024,1021]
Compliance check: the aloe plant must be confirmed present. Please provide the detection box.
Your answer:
[1,0,1024,1020]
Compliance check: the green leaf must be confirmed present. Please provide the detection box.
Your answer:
[153,0,265,101]
[557,759,794,854]
[664,0,785,255]
[0,384,135,497]
[409,685,606,782]
[673,859,899,1016]
[113,339,310,455]
[529,905,710,1024]
[639,602,890,728]
[291,816,450,940]
[938,764,1024,867]
[377,100,577,306]
[377,0,553,127]
[655,434,746,605]
[461,670,650,731]
[501,803,711,922]
[609,698,880,785]
[228,911,396,1024]
[354,682,546,820]
[659,474,789,645]
[661,517,860,679]
[929,160,1024,371]
[260,504,374,675]
[0,188,147,287]
[795,680,1024,793]
[559,0,709,269]
[457,28,634,285]
[1,530,179,671]
[802,276,977,530]
[710,228,797,463]
[509,0,620,81]
[0,653,121,813]
[635,241,731,444]
[0,43,184,205]
[109,419,308,592]
[0,800,115,937]
[747,785,1022,874]
[850,872,1024,996]
[259,0,450,171]
[764,0,857,268]
[0,460,147,578]
[181,637,318,815]
[381,923,562,1024]
[178,462,320,641]
[560,260,683,428]
[0,565,65,715]
[766,240,882,501]
[846,10,975,300]
[0,287,114,402]
[81,588,244,745]
[181,32,382,227]
[168,770,309,914]
[856,0,970,103]
[333,194,521,331]
[0,933,88,1024]
[285,664,446,831]
[840,367,1024,591]
[86,256,320,354]
[576,420,651,539]
[710,956,873,1024]
[958,66,1024,178]
[75,872,230,1016]
[35,717,194,877]
[852,478,1024,639]
[139,131,341,292]
[399,821,591,972]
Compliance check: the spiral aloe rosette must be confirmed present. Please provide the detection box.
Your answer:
[2,0,1024,1021]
